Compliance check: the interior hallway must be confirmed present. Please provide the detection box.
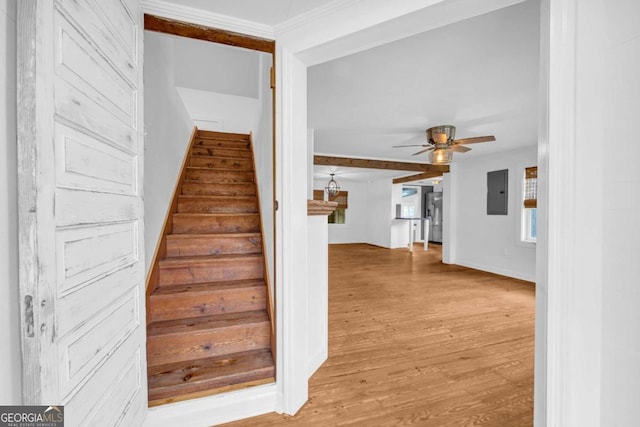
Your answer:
[224,243,535,426]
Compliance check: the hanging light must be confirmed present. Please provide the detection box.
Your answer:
[325,173,340,196]
[429,148,453,165]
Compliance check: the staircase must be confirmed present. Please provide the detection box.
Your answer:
[146,130,275,406]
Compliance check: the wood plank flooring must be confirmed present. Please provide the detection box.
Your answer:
[223,243,535,426]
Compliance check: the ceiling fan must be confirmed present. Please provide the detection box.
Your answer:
[394,125,495,164]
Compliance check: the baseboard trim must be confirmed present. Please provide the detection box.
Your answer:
[143,383,278,427]
[454,259,535,283]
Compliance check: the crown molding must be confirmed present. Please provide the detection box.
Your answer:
[141,0,274,40]
[274,0,361,35]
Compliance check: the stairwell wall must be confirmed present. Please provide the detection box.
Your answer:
[143,32,194,272]
[253,53,275,295]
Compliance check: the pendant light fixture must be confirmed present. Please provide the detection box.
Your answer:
[325,173,340,196]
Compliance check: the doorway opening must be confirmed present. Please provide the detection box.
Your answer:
[143,15,277,406]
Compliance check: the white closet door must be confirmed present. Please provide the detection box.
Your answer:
[17,0,147,425]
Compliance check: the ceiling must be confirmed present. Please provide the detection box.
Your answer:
[160,0,335,26]
[309,0,540,181]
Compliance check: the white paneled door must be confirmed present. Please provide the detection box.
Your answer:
[17,1,147,425]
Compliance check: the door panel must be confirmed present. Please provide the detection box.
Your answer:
[17,0,146,425]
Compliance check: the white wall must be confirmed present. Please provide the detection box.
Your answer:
[143,32,194,271]
[173,36,258,98]
[176,86,259,134]
[598,1,640,424]
[452,146,537,282]
[389,183,409,249]
[313,179,368,244]
[364,178,393,248]
[307,216,328,377]
[0,0,21,405]
[442,171,456,264]
[253,53,274,297]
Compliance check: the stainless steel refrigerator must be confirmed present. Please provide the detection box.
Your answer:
[426,192,443,243]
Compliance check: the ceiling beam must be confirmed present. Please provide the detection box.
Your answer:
[392,171,446,185]
[314,155,449,173]
[144,14,275,54]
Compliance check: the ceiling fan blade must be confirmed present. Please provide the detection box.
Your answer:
[412,147,434,156]
[451,145,471,153]
[453,136,496,145]
[392,144,428,148]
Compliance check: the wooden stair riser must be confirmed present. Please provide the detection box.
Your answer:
[196,130,249,141]
[177,196,258,214]
[189,156,254,170]
[194,138,250,149]
[149,285,267,322]
[147,322,271,367]
[186,168,255,183]
[172,214,260,234]
[147,349,274,404]
[191,146,251,158]
[181,182,256,197]
[166,234,262,257]
[159,258,264,286]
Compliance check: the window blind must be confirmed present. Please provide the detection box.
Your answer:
[524,166,537,208]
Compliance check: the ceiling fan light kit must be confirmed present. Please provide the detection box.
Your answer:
[429,149,453,165]
[394,125,496,165]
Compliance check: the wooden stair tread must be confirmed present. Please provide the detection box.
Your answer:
[181,180,256,187]
[196,130,250,140]
[180,182,257,197]
[185,168,255,183]
[148,310,269,336]
[172,212,260,218]
[171,213,261,234]
[178,195,256,200]
[147,349,274,405]
[189,156,254,170]
[160,253,263,266]
[190,154,252,162]
[148,279,267,322]
[177,195,258,214]
[152,279,266,296]
[191,145,250,152]
[166,232,261,240]
[186,166,254,173]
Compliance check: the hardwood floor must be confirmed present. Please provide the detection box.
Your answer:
[223,243,535,426]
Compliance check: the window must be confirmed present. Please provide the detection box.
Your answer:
[314,189,348,224]
[328,208,346,224]
[522,166,537,243]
